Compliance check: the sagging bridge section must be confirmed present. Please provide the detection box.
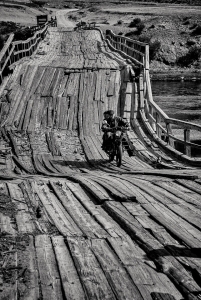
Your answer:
[0,21,201,300]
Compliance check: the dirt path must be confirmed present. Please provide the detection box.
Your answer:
[56,9,78,28]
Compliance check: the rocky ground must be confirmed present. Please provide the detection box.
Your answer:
[1,1,201,79]
[59,3,201,80]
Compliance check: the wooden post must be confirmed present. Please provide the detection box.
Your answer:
[149,105,156,132]
[139,71,144,109]
[184,128,191,157]
[156,112,161,138]
[166,123,174,147]
[133,82,138,120]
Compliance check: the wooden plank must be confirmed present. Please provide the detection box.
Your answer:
[6,64,22,90]
[58,97,67,129]
[35,67,52,95]
[100,69,107,102]
[82,73,90,135]
[7,183,35,233]
[35,96,45,129]
[29,66,46,96]
[77,72,85,138]
[159,181,201,204]
[107,71,116,97]
[103,201,201,295]
[72,74,80,130]
[142,202,201,248]
[33,183,83,236]
[49,68,64,97]
[22,95,35,131]
[94,71,101,101]
[67,237,116,300]
[65,181,126,238]
[55,96,61,129]
[176,179,201,195]
[0,213,16,235]
[64,72,76,97]
[68,95,75,130]
[28,95,40,131]
[24,235,40,300]
[42,68,57,96]
[50,180,109,238]
[5,88,24,126]
[121,177,179,205]
[35,235,63,300]
[92,175,136,201]
[57,74,68,97]
[91,238,144,300]
[52,236,86,300]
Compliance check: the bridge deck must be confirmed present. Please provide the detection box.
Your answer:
[0,28,201,300]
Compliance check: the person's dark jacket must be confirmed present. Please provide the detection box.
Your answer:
[101,116,129,132]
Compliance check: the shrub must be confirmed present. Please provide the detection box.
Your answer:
[177,45,201,67]
[117,20,123,25]
[128,18,142,28]
[124,34,161,61]
[136,22,145,34]
[189,23,197,30]
[191,25,201,35]
[139,36,161,61]
[88,6,99,12]
[0,21,18,35]
[0,35,4,50]
[14,27,33,41]
[149,40,161,61]
[183,19,190,25]
[31,0,47,7]
[128,18,145,34]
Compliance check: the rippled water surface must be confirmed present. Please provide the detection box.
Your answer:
[152,81,201,96]
[151,81,201,125]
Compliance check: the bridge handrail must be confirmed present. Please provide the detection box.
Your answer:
[105,29,149,67]
[0,19,56,84]
[143,90,201,158]
[104,30,201,161]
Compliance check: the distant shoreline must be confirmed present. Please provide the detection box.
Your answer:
[150,69,201,81]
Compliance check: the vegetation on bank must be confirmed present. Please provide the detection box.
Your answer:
[122,16,201,68]
[0,21,33,51]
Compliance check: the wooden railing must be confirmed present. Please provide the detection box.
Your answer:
[105,29,149,67]
[105,30,201,163]
[0,19,57,84]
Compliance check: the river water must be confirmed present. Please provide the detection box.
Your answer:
[151,81,201,125]
[152,81,201,97]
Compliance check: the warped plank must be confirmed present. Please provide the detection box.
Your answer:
[52,236,86,300]
[67,237,116,300]
[35,235,63,300]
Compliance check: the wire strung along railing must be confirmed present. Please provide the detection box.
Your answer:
[0,18,57,85]
[105,29,201,165]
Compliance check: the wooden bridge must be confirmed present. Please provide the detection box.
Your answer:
[0,20,201,300]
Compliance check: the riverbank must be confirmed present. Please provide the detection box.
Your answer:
[150,60,201,80]
[150,69,201,81]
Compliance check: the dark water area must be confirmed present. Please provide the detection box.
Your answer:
[152,81,201,97]
[151,80,201,146]
[151,81,201,123]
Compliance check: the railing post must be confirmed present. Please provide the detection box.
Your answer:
[166,123,174,147]
[133,82,138,120]
[149,106,156,131]
[156,112,162,138]
[139,71,144,109]
[184,129,191,157]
